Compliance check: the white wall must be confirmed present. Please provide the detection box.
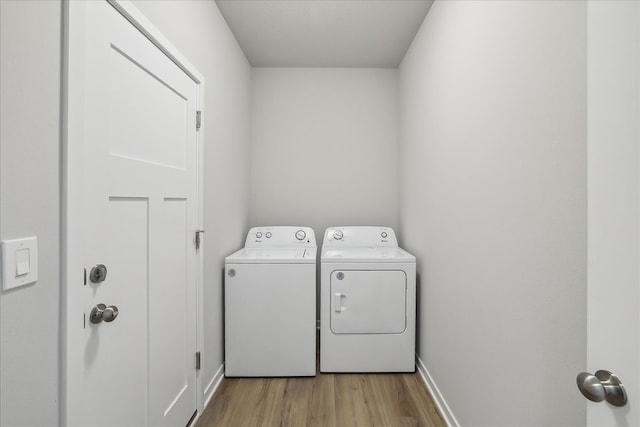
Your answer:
[250,68,399,242]
[399,1,587,426]
[131,0,251,404]
[1,1,62,425]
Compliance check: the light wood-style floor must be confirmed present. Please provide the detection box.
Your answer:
[196,346,446,427]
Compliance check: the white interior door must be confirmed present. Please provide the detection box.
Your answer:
[587,1,639,426]
[66,1,199,425]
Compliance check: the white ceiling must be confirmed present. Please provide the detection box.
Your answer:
[215,0,433,68]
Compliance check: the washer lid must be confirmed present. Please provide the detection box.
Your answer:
[226,247,317,264]
[321,247,415,263]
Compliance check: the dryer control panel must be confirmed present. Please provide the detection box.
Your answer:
[245,226,316,247]
[323,226,398,247]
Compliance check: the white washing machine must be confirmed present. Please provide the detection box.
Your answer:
[225,226,316,377]
[320,226,416,372]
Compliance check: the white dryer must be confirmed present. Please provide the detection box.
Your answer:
[225,226,316,377]
[320,226,416,372]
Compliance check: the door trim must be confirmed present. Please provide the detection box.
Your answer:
[61,1,205,424]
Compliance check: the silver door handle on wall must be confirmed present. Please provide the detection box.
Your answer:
[576,370,627,406]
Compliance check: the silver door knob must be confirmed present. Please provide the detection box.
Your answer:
[90,303,119,324]
[576,370,627,406]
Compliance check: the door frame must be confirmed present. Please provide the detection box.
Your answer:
[61,0,205,424]
[586,1,639,425]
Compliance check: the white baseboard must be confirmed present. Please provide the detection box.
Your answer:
[203,363,225,409]
[415,356,460,427]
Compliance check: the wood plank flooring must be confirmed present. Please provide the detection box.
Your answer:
[196,363,446,426]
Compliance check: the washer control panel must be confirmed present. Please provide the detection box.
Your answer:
[245,226,316,247]
[323,226,398,247]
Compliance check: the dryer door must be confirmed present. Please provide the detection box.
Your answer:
[330,270,407,334]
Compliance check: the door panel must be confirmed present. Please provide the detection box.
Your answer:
[149,198,192,425]
[330,270,407,334]
[84,198,149,425]
[77,2,198,426]
[108,43,188,169]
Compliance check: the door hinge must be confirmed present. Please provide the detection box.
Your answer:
[195,229,204,250]
[83,268,87,285]
[195,352,201,370]
[196,110,201,129]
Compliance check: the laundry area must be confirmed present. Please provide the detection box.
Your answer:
[1,1,638,427]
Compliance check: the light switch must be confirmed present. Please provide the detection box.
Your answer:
[15,248,30,276]
[1,236,38,291]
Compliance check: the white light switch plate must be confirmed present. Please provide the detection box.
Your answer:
[1,236,38,291]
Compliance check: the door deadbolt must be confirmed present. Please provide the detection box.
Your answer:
[89,264,108,283]
[90,303,119,324]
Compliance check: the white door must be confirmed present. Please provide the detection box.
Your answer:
[330,270,407,334]
[65,1,199,425]
[586,1,639,426]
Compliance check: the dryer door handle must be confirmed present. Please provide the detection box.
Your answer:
[334,293,344,312]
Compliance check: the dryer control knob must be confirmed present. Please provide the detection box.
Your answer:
[265,232,272,238]
[334,230,343,240]
[381,232,388,238]
[256,232,263,238]
[295,230,306,240]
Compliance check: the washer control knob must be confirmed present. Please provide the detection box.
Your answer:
[381,231,388,238]
[334,230,343,240]
[256,232,263,238]
[265,232,272,238]
[295,230,306,240]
